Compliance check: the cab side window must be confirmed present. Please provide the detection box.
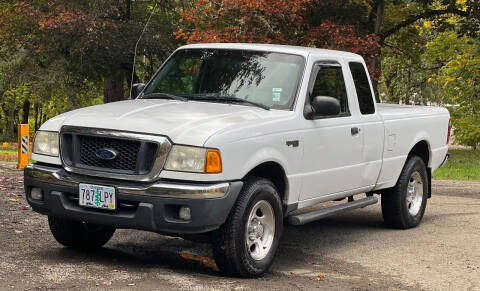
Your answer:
[349,62,375,115]
[311,66,349,115]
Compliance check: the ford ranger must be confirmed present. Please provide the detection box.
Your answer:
[24,43,450,277]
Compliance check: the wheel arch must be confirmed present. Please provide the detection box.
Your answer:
[243,161,289,206]
[405,140,432,198]
[408,140,431,167]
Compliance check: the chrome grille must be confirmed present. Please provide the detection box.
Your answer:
[60,127,171,182]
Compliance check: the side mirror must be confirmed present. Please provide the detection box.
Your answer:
[304,96,341,119]
[131,83,146,99]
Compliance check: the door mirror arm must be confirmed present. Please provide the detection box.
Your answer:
[304,103,315,120]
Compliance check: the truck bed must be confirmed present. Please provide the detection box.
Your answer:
[374,103,450,191]
[377,103,449,120]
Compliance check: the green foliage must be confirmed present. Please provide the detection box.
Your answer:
[0,0,479,151]
[379,6,442,105]
[426,31,480,149]
[450,112,480,149]
[434,149,480,181]
[379,4,480,148]
[0,0,188,140]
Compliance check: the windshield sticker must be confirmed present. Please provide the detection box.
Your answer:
[272,88,282,102]
[272,93,281,102]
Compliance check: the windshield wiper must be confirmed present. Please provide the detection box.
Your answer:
[192,95,270,110]
[141,92,188,102]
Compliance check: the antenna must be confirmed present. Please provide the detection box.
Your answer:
[129,3,158,99]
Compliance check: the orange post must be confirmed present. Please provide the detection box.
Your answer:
[17,124,29,169]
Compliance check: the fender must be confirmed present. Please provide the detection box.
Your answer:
[239,147,290,179]
[237,147,299,204]
[407,131,432,166]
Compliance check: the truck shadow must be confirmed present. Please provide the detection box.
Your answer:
[33,207,413,277]
[279,209,385,252]
[36,239,221,276]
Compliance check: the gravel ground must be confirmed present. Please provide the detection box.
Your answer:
[0,162,479,291]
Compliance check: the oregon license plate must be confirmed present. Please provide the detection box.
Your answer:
[79,184,116,210]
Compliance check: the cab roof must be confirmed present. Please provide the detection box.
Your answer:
[178,43,364,61]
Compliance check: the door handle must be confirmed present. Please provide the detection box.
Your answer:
[351,127,361,136]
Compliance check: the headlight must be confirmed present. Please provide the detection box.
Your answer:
[33,131,59,156]
[164,145,222,173]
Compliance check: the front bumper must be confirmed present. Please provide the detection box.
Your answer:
[24,164,243,234]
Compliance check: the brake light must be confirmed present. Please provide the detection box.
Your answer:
[447,119,452,145]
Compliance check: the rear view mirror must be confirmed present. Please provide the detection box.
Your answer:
[131,83,146,99]
[305,96,341,119]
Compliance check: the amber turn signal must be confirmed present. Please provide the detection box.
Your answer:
[205,149,222,173]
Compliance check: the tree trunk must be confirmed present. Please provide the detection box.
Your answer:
[374,0,385,35]
[11,109,19,139]
[67,90,76,110]
[384,77,391,103]
[104,73,125,103]
[371,0,385,101]
[405,68,411,105]
[22,98,30,124]
[65,77,79,110]
[4,107,15,140]
[34,104,39,131]
[41,111,47,125]
[125,0,131,21]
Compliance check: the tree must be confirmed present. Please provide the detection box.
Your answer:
[176,0,381,78]
[175,0,478,85]
[0,0,188,139]
[426,31,480,149]
[0,1,186,105]
[380,4,480,148]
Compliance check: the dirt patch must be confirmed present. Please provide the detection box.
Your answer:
[0,153,16,162]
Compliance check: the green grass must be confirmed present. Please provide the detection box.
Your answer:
[0,149,17,154]
[434,149,480,181]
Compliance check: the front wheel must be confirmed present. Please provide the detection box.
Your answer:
[48,216,116,249]
[212,177,283,278]
[381,155,428,229]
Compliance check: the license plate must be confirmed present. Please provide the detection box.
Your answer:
[79,184,116,210]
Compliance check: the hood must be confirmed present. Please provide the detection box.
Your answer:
[41,99,292,146]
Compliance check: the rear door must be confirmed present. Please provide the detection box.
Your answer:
[298,60,365,202]
[347,61,384,188]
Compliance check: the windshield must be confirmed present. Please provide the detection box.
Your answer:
[142,49,305,110]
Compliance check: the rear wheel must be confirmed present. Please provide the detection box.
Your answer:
[48,216,116,249]
[381,155,428,229]
[212,177,283,278]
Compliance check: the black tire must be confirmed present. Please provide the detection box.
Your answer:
[48,216,116,249]
[213,177,283,278]
[381,155,429,229]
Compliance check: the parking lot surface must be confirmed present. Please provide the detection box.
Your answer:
[1,163,479,290]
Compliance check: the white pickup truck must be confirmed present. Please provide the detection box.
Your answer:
[25,43,450,277]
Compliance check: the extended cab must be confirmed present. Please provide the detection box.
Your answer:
[25,43,450,277]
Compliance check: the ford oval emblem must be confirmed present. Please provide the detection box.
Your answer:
[95,148,118,160]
